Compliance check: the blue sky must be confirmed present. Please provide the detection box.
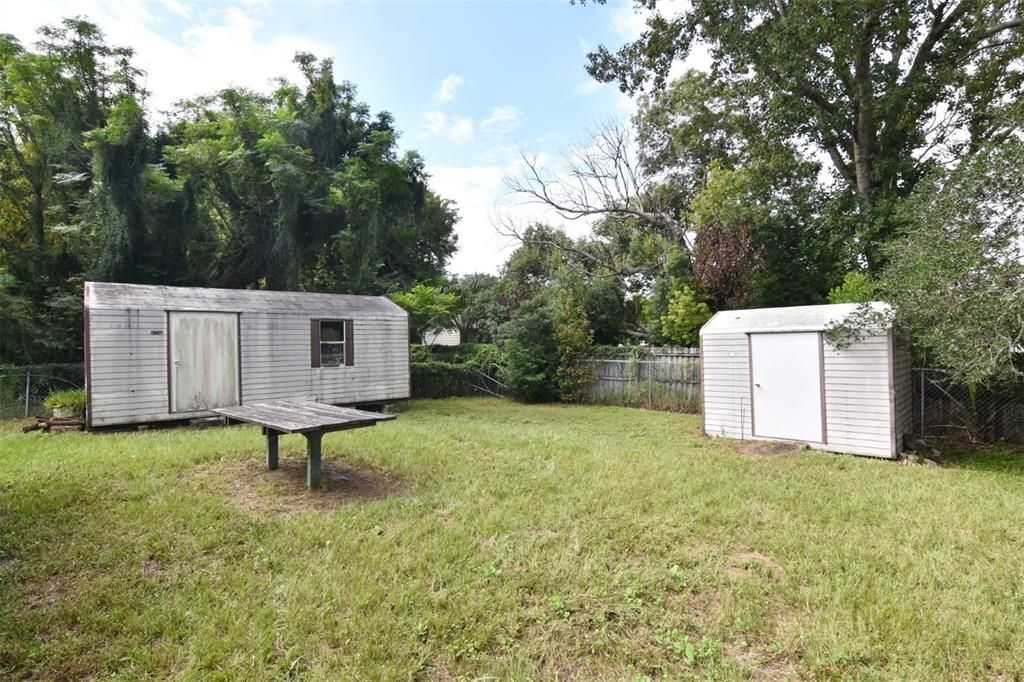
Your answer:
[8,0,650,274]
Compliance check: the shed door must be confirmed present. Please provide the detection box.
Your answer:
[750,332,823,442]
[169,312,239,413]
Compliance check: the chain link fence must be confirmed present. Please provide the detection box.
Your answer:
[911,368,1024,444]
[0,364,85,419]
[2,362,1022,446]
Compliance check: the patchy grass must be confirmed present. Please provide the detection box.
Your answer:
[1,398,1024,679]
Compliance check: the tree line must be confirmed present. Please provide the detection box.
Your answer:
[403,0,1023,399]
[0,19,458,365]
[3,6,1022,399]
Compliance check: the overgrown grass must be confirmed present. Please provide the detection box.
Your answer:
[2,398,1023,679]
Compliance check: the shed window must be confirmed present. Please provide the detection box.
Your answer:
[311,319,353,368]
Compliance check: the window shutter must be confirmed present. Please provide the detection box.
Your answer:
[310,319,321,368]
[344,319,354,366]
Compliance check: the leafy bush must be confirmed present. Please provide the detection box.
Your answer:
[43,388,86,412]
[659,285,711,346]
[411,361,484,399]
[410,343,500,373]
[498,297,560,403]
[827,272,876,304]
[552,283,594,402]
[390,284,458,343]
[410,344,504,399]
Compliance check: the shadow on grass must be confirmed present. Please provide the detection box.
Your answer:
[938,442,1024,475]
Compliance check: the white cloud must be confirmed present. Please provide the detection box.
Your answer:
[433,148,602,275]
[448,116,475,144]
[160,0,192,18]
[4,1,336,122]
[423,111,475,145]
[430,164,516,274]
[480,105,523,134]
[574,79,605,96]
[424,111,448,136]
[434,73,464,104]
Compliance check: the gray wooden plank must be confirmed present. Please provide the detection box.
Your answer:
[211,399,394,433]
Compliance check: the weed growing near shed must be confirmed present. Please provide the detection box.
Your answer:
[2,399,1024,678]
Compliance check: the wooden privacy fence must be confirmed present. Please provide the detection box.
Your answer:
[580,347,701,412]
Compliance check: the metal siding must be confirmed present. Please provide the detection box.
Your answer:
[892,333,913,445]
[85,293,410,427]
[87,308,170,426]
[240,313,409,406]
[823,334,895,458]
[700,332,750,439]
[702,324,897,460]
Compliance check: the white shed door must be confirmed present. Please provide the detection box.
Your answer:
[169,312,239,413]
[750,332,823,442]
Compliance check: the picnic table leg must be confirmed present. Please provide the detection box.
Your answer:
[266,430,279,470]
[305,431,323,489]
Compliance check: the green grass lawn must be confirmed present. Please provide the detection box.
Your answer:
[2,398,1024,680]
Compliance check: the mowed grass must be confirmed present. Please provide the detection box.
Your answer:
[2,399,1024,680]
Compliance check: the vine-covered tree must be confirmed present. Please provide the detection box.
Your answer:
[0,21,458,364]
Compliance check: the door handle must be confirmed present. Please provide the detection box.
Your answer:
[755,383,761,388]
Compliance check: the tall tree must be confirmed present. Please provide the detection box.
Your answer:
[586,0,1024,268]
[879,137,1024,386]
[167,55,457,294]
[0,19,141,363]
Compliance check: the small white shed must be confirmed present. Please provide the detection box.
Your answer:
[84,282,410,429]
[700,302,911,459]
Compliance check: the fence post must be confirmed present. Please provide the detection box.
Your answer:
[24,369,31,418]
[920,369,925,439]
[647,360,653,408]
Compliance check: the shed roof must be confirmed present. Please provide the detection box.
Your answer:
[700,302,891,336]
[85,282,407,318]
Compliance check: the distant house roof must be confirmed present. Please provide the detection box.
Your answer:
[84,281,407,318]
[701,302,892,336]
[423,328,460,346]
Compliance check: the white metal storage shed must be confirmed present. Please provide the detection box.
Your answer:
[84,282,410,429]
[700,303,911,459]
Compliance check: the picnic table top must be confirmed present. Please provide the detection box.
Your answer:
[211,399,395,434]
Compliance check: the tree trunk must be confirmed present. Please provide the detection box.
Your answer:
[853,33,876,204]
[852,18,879,268]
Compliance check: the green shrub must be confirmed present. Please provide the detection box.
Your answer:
[43,388,87,412]
[659,285,711,346]
[410,343,500,372]
[828,271,876,304]
[498,297,560,403]
[409,344,503,398]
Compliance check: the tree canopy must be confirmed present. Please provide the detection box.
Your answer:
[586,0,1024,269]
[0,20,457,364]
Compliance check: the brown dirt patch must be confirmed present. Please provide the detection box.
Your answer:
[24,575,64,609]
[140,558,163,577]
[726,549,782,582]
[724,638,798,681]
[742,441,804,457]
[681,589,723,631]
[198,455,406,514]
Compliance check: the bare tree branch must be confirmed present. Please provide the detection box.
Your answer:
[503,120,691,251]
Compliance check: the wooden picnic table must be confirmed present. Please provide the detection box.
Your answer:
[211,399,395,488]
